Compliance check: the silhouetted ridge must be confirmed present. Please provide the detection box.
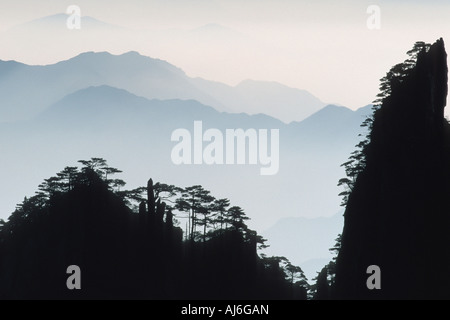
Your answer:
[334,38,449,299]
[0,158,308,299]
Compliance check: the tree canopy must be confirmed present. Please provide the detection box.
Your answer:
[0,157,307,299]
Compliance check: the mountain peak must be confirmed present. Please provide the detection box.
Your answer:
[55,50,186,76]
[121,51,141,56]
[335,38,450,299]
[417,37,447,119]
[298,104,353,124]
[0,49,328,123]
[9,13,119,31]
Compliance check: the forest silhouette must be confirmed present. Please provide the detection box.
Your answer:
[0,158,308,299]
[0,38,449,300]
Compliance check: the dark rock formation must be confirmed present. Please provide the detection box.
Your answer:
[334,38,450,299]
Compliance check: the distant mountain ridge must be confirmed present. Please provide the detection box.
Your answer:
[0,83,371,279]
[262,211,344,281]
[0,51,371,281]
[14,13,119,30]
[0,51,326,123]
[1,83,371,232]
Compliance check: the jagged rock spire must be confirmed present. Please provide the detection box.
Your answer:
[147,178,156,215]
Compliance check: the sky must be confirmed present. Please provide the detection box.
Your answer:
[0,0,449,111]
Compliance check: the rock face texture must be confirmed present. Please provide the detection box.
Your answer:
[335,39,450,299]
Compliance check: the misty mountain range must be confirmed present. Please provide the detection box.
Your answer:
[0,51,325,123]
[0,51,371,280]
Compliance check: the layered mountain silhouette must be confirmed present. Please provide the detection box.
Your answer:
[334,38,449,299]
[0,80,368,277]
[2,32,447,299]
[10,13,119,30]
[0,51,325,123]
[0,52,218,122]
[0,84,368,227]
[191,78,326,123]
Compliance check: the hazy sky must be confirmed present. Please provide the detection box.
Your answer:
[0,0,449,110]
